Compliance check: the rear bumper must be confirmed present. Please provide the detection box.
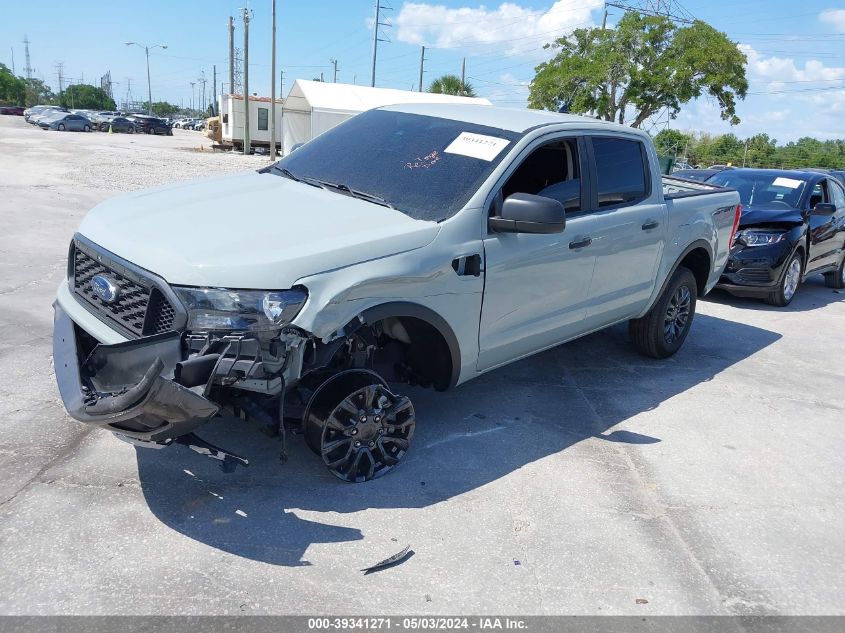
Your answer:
[53,302,218,443]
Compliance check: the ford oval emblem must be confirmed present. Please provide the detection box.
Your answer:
[90,275,120,303]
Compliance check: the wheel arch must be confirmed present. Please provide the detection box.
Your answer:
[654,240,713,304]
[360,301,461,391]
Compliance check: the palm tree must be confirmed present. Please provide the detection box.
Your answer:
[428,74,476,97]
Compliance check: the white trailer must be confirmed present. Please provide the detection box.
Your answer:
[218,94,284,151]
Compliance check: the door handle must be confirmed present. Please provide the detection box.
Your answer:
[641,220,659,230]
[569,237,593,249]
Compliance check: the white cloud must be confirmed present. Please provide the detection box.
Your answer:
[819,8,845,32]
[395,0,603,54]
[740,44,845,85]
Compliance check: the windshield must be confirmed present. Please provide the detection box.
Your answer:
[708,171,808,208]
[270,109,521,221]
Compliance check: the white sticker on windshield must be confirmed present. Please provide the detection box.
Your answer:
[444,132,510,161]
[772,177,803,189]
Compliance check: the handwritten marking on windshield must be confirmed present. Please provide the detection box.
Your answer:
[404,150,441,170]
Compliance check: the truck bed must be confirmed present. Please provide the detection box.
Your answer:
[662,175,733,200]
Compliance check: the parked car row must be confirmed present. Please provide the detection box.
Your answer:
[171,118,207,130]
[20,105,178,136]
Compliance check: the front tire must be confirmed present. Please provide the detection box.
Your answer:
[766,251,802,306]
[629,266,697,359]
[57,123,65,131]
[823,251,845,289]
[304,369,415,483]
[83,124,91,132]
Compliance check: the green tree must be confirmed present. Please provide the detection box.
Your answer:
[653,128,692,157]
[142,101,179,117]
[528,12,748,128]
[58,84,116,110]
[428,74,476,97]
[0,64,26,105]
[23,78,55,107]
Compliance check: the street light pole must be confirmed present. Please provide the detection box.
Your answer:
[125,41,168,115]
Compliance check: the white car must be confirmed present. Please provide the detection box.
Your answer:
[53,104,740,481]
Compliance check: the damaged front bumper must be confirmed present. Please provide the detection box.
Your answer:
[53,302,219,444]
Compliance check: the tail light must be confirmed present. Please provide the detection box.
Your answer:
[729,204,742,248]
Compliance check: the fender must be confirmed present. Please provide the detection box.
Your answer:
[361,301,462,390]
[649,239,714,309]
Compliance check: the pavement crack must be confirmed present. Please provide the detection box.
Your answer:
[0,426,95,510]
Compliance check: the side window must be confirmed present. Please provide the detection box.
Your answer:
[830,181,845,208]
[591,137,648,208]
[809,182,829,208]
[257,107,269,131]
[500,138,581,212]
[222,113,229,124]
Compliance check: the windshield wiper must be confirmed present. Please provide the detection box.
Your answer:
[309,180,394,208]
[273,166,323,189]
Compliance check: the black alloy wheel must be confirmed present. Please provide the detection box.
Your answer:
[304,369,416,483]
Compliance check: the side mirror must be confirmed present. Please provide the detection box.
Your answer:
[811,202,836,216]
[489,193,566,234]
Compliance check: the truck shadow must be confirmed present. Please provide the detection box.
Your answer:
[704,274,844,312]
[136,313,781,567]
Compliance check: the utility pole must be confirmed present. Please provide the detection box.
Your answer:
[199,70,207,114]
[56,62,64,94]
[270,0,277,160]
[10,48,14,75]
[242,7,252,155]
[23,35,33,80]
[370,0,392,87]
[190,81,195,112]
[228,16,235,95]
[418,46,425,92]
[460,57,466,88]
[212,64,217,115]
[602,2,608,29]
[330,58,338,83]
[125,41,168,115]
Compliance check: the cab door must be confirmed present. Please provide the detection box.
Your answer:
[580,135,667,327]
[478,134,599,371]
[807,179,845,273]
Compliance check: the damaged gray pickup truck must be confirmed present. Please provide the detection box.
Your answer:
[53,104,741,482]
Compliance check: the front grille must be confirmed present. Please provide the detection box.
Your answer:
[736,267,771,283]
[71,241,178,338]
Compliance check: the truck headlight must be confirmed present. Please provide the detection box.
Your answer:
[738,230,786,247]
[173,286,307,332]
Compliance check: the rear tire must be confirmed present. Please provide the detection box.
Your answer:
[766,251,802,306]
[823,251,845,289]
[629,266,697,359]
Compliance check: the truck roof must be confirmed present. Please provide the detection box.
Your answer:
[380,102,638,135]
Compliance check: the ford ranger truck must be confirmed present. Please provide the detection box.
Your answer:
[53,104,741,482]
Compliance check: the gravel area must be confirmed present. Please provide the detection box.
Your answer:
[1,116,269,192]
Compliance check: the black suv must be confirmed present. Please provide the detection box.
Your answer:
[127,115,172,135]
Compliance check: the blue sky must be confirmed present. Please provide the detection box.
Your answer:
[3,1,845,142]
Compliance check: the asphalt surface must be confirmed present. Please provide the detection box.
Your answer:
[0,115,843,615]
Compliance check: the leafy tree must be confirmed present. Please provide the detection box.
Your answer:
[142,101,179,117]
[653,128,692,157]
[58,84,116,110]
[428,74,476,97]
[0,63,26,105]
[529,12,748,128]
[23,78,55,107]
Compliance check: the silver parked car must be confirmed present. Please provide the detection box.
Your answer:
[39,113,93,132]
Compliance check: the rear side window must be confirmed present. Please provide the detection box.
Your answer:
[830,180,845,208]
[592,137,648,208]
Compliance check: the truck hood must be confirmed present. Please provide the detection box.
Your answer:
[77,170,440,289]
[738,205,804,228]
